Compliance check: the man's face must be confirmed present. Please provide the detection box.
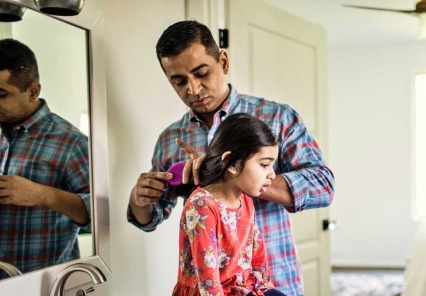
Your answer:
[161,43,230,118]
[0,70,39,124]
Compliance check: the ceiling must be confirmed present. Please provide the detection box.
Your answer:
[263,0,424,47]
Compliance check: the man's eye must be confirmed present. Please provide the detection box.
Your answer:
[174,79,186,86]
[196,71,208,78]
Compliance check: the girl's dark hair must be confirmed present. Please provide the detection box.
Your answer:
[199,113,278,186]
[156,20,220,68]
[0,38,39,92]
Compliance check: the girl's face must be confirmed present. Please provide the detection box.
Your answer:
[234,145,279,197]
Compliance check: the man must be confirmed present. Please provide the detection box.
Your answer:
[128,21,334,295]
[0,38,90,277]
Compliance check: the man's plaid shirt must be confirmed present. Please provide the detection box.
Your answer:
[0,100,90,276]
[128,86,334,295]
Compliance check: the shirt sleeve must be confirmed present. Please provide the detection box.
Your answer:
[127,129,186,231]
[183,198,224,295]
[65,136,91,229]
[278,106,335,212]
[126,186,177,232]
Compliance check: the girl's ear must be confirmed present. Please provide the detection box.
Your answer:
[227,166,237,174]
[222,151,237,174]
[222,151,237,175]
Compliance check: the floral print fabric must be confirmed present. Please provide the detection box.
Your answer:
[172,187,274,296]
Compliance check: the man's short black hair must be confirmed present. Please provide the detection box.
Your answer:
[0,38,39,92]
[156,20,220,68]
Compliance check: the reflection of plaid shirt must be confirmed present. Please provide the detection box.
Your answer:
[128,86,335,296]
[0,99,90,276]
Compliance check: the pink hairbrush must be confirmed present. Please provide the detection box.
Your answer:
[165,161,186,186]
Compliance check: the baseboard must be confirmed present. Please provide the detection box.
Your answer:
[332,265,405,271]
[331,259,407,269]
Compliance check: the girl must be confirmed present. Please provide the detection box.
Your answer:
[172,113,286,296]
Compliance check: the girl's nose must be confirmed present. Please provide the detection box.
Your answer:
[268,169,276,180]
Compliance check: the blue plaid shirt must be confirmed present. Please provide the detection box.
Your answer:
[128,86,334,295]
[0,99,90,276]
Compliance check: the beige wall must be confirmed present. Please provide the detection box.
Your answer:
[328,44,426,267]
[95,0,187,295]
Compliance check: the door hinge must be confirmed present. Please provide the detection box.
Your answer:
[219,28,229,48]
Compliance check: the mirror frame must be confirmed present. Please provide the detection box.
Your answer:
[0,0,110,294]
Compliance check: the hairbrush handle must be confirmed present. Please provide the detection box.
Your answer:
[165,161,186,186]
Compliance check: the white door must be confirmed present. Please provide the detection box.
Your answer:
[186,1,331,295]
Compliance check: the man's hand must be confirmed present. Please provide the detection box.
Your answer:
[0,175,89,223]
[175,138,206,185]
[129,171,174,225]
[130,171,173,208]
[0,175,44,206]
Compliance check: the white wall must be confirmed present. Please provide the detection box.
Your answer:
[11,10,89,131]
[328,44,426,267]
[93,0,187,295]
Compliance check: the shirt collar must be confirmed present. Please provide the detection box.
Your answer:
[189,84,239,123]
[16,99,50,132]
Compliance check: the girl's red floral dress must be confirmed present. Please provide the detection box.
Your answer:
[172,187,275,296]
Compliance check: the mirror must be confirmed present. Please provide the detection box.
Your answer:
[0,0,110,292]
[0,5,91,280]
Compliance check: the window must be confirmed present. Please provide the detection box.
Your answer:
[414,72,426,220]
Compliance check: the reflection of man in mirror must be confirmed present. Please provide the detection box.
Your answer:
[0,38,90,278]
[127,21,335,295]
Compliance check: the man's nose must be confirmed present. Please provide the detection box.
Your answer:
[187,78,202,95]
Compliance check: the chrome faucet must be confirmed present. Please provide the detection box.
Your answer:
[49,263,107,296]
[0,261,22,278]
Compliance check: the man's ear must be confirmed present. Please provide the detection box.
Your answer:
[219,50,229,74]
[28,82,41,102]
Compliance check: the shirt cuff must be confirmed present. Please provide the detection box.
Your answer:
[280,172,307,212]
[126,203,163,232]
